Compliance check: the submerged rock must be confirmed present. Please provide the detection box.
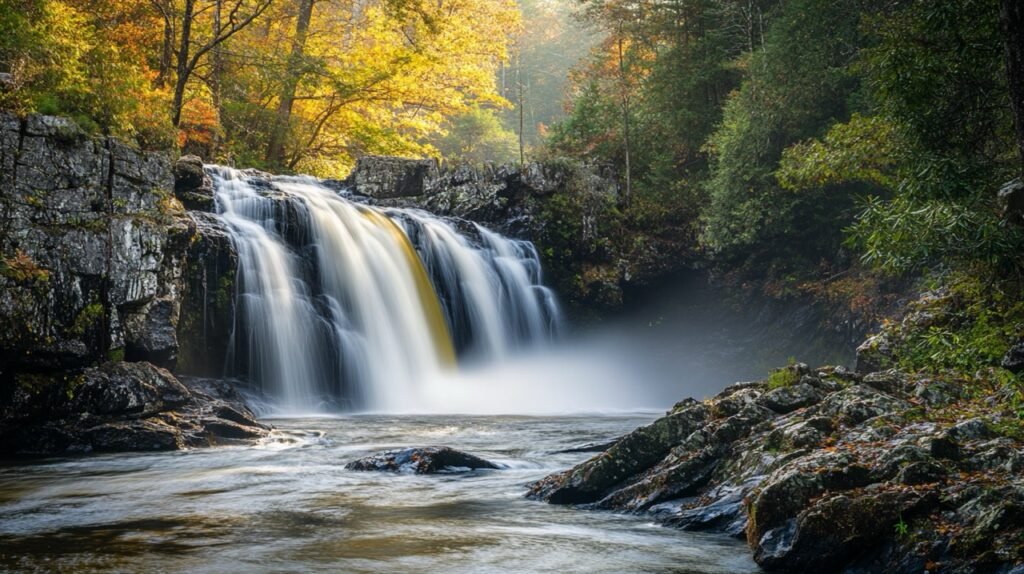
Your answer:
[346,446,500,474]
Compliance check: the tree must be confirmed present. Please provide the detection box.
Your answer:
[169,0,273,127]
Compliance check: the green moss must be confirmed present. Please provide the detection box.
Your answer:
[14,372,57,394]
[69,302,104,336]
[214,274,234,311]
[64,374,85,400]
[106,347,125,363]
[767,359,801,390]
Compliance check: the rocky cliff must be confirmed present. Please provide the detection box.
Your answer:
[528,296,1024,573]
[0,114,260,454]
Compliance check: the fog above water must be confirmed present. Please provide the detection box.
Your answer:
[359,274,857,416]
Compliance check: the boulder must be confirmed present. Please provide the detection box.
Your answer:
[1002,340,1024,373]
[0,362,269,455]
[759,383,823,414]
[345,446,500,474]
[345,156,438,199]
[999,178,1024,226]
[173,155,216,211]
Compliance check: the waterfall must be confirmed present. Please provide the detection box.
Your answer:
[209,167,562,413]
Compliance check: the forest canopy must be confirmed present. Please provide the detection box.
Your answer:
[2,0,1024,295]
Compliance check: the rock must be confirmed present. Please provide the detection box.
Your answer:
[856,332,894,374]
[175,212,238,376]
[1002,339,1024,373]
[345,156,438,199]
[555,437,621,454]
[84,419,184,452]
[0,363,269,455]
[173,155,215,211]
[528,402,710,504]
[345,446,500,474]
[69,361,191,417]
[862,369,905,395]
[759,383,823,414]
[0,113,194,373]
[754,489,935,571]
[945,418,992,442]
[999,178,1024,226]
[895,460,946,485]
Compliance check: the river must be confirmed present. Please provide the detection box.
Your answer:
[0,414,760,573]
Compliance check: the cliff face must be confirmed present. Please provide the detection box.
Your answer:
[0,115,256,454]
[0,114,188,371]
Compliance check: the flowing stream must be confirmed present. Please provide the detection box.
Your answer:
[0,415,759,574]
[0,168,859,573]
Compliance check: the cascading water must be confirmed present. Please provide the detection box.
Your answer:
[209,166,562,413]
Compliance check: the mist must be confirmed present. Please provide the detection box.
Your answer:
[405,273,857,415]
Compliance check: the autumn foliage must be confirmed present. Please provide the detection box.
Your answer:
[0,0,520,174]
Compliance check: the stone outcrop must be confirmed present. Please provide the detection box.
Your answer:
[0,114,193,371]
[529,361,1024,572]
[0,361,268,455]
[0,114,250,454]
[172,154,215,211]
[346,446,501,474]
[344,155,438,199]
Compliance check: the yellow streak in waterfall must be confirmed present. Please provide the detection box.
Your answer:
[360,208,457,368]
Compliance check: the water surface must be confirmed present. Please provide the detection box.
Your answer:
[0,415,759,573]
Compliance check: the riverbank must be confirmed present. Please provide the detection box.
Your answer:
[529,290,1024,573]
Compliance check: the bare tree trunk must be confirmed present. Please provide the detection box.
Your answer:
[517,49,524,165]
[156,0,174,88]
[171,0,195,127]
[211,0,224,155]
[266,0,315,167]
[617,32,632,208]
[1001,0,1024,174]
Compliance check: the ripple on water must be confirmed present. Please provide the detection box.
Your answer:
[0,415,761,574]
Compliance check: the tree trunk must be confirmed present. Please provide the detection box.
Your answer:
[266,0,315,167]
[1001,0,1024,174]
[618,32,632,209]
[211,0,224,155]
[517,49,524,165]
[156,2,174,88]
[171,0,195,127]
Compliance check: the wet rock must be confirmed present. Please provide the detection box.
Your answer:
[176,212,238,376]
[528,402,710,504]
[555,437,620,454]
[759,383,823,414]
[754,489,935,571]
[173,155,215,211]
[69,361,190,417]
[345,446,500,474]
[0,363,269,455]
[84,419,184,452]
